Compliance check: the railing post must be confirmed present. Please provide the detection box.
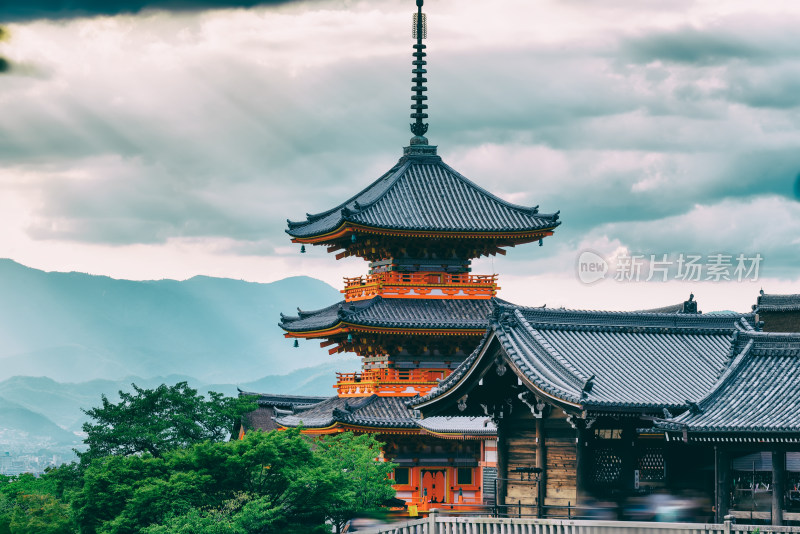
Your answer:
[724,514,732,534]
[567,501,571,519]
[494,477,498,518]
[427,508,437,534]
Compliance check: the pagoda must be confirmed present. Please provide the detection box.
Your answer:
[274,0,560,512]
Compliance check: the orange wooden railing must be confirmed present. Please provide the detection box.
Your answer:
[342,272,499,301]
[335,368,450,397]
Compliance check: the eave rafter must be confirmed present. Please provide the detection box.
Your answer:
[290,224,556,262]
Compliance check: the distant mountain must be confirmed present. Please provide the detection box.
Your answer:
[0,397,79,446]
[0,361,358,435]
[0,259,346,383]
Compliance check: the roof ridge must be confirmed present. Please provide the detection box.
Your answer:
[409,329,493,407]
[436,159,559,223]
[239,391,330,400]
[738,331,800,341]
[286,162,408,227]
[531,323,735,335]
[288,301,343,319]
[516,303,754,318]
[340,161,414,220]
[512,309,589,387]
[493,316,582,402]
[688,338,754,413]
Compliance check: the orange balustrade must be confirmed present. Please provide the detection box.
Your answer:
[342,272,499,301]
[335,368,450,397]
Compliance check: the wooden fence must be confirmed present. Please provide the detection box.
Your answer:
[353,512,800,534]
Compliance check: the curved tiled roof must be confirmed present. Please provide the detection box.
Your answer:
[658,332,800,433]
[756,292,800,312]
[512,305,756,331]
[413,301,757,412]
[274,394,496,435]
[237,391,328,409]
[286,155,559,238]
[418,416,496,435]
[276,395,416,429]
[279,297,495,333]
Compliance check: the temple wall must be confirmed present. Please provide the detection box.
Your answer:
[543,411,578,509]
[760,311,800,332]
[501,406,577,516]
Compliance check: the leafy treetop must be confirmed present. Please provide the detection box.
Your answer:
[80,382,256,461]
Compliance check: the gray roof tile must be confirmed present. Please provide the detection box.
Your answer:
[237,391,328,409]
[280,297,495,333]
[756,292,800,312]
[659,332,800,432]
[273,394,496,434]
[413,301,757,411]
[286,156,559,238]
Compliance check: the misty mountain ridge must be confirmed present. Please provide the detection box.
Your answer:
[0,258,349,383]
[0,359,358,435]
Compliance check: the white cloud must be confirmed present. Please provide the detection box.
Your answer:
[0,0,799,287]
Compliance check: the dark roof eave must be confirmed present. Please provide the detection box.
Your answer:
[287,222,561,241]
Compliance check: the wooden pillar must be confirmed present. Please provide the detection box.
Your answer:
[621,424,636,494]
[575,425,588,505]
[497,418,508,516]
[715,446,730,523]
[772,450,786,526]
[536,417,546,518]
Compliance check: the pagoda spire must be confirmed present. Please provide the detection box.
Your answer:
[409,0,429,145]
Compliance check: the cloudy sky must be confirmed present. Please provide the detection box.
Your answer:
[1,0,799,312]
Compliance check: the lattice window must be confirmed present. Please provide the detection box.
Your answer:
[637,448,666,482]
[593,447,622,484]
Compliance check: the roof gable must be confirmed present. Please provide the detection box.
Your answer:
[413,301,757,413]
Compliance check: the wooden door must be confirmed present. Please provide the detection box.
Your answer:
[422,469,446,503]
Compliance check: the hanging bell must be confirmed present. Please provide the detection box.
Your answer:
[293,339,299,348]
[539,239,543,247]
[300,245,306,253]
[351,233,357,243]
[347,333,354,343]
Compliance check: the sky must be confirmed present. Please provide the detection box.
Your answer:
[1,0,799,313]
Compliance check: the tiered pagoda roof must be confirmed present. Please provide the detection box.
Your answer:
[657,332,800,439]
[275,393,496,438]
[413,299,758,415]
[286,156,560,260]
[236,392,329,434]
[280,297,495,335]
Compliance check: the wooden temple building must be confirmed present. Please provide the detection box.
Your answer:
[240,0,800,524]
[755,291,800,333]
[411,300,800,525]
[242,0,560,513]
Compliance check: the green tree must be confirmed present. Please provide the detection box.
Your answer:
[9,493,72,534]
[72,429,395,534]
[80,382,256,461]
[0,471,76,534]
[314,433,396,534]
